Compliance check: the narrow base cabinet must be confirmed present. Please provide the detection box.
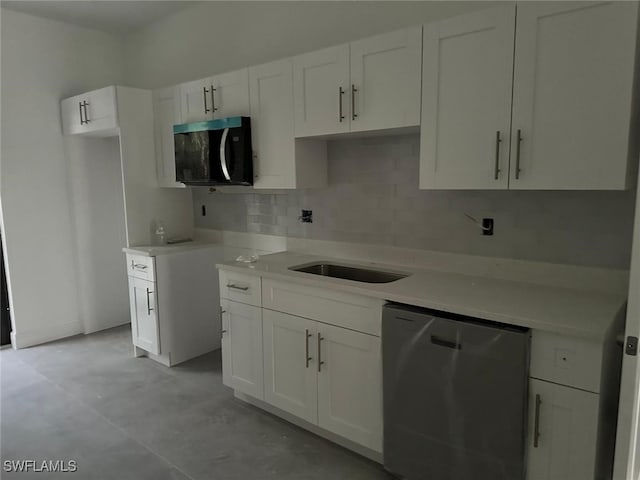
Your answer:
[126,248,221,367]
[219,269,384,454]
[527,379,599,480]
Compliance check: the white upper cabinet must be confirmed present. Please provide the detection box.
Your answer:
[293,45,351,137]
[350,26,422,133]
[250,58,327,189]
[61,86,118,136]
[179,69,250,123]
[179,77,213,123]
[420,1,639,191]
[213,68,250,118]
[510,1,639,190]
[420,6,515,189]
[152,86,185,188]
[294,27,423,138]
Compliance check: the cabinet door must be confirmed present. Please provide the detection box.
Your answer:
[220,299,263,400]
[153,87,185,188]
[526,379,599,480]
[61,94,86,135]
[128,276,160,355]
[293,45,351,137]
[180,77,214,123]
[317,324,382,452]
[420,5,515,190]
[350,26,422,133]
[84,86,118,133]
[263,309,318,423]
[212,68,250,119]
[250,59,296,189]
[510,2,638,190]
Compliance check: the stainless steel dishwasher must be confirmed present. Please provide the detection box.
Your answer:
[383,303,530,480]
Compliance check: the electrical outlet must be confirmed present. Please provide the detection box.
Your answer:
[300,210,313,223]
[482,218,494,236]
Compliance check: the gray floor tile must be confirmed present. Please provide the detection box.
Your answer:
[1,325,391,480]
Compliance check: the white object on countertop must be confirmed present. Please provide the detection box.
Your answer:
[236,254,259,263]
[153,221,166,246]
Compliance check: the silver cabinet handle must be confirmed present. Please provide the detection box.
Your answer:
[220,127,231,181]
[146,288,154,315]
[338,87,345,122]
[211,85,217,113]
[533,394,542,448]
[305,329,312,368]
[226,283,249,291]
[351,84,358,121]
[203,86,210,114]
[494,131,502,180]
[515,129,523,179]
[79,101,85,125]
[317,333,325,372]
[82,101,90,123]
[131,260,147,270]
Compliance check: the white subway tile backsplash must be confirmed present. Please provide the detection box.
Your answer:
[193,134,636,269]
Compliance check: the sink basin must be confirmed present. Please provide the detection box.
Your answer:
[289,262,409,284]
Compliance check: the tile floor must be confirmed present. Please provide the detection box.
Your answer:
[0,326,390,479]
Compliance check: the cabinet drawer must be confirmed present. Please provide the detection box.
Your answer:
[219,270,261,306]
[262,279,383,336]
[126,254,156,282]
[530,331,602,393]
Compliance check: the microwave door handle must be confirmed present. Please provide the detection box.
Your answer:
[219,127,231,182]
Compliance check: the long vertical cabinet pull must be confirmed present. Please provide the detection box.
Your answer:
[351,84,358,120]
[203,86,210,114]
[78,102,85,125]
[533,393,542,448]
[305,329,312,368]
[515,129,523,179]
[145,288,154,315]
[210,85,217,113]
[338,87,345,122]
[494,131,502,180]
[83,102,90,123]
[317,333,325,372]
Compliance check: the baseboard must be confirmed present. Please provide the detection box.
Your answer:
[234,391,383,464]
[12,320,83,349]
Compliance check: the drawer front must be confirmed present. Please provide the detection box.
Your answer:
[219,269,262,306]
[126,254,156,282]
[262,278,383,336]
[530,330,602,393]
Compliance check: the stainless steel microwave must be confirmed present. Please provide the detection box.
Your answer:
[173,116,253,186]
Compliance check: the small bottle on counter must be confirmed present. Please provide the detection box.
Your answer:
[154,221,167,246]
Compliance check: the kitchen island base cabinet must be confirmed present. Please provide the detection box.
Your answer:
[526,379,599,480]
[221,299,264,400]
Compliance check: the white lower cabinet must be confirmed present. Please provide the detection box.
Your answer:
[527,379,599,480]
[221,299,264,400]
[263,309,318,423]
[128,276,160,355]
[317,322,382,452]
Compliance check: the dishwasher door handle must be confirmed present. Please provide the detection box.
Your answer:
[431,335,462,350]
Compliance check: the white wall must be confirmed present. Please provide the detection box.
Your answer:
[123,1,497,88]
[0,8,126,347]
[66,137,129,334]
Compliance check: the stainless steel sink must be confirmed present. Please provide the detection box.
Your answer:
[289,262,409,284]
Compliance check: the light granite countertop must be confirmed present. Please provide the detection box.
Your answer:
[218,251,627,341]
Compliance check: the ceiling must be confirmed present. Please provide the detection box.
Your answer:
[0,1,199,35]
